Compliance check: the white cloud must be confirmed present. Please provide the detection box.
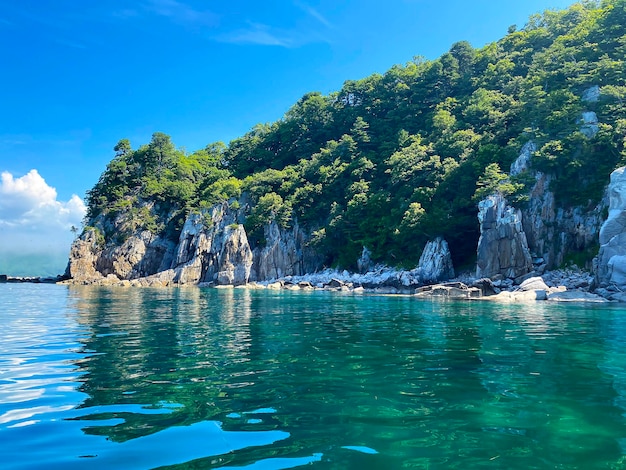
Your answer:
[145,0,218,27]
[0,170,86,276]
[0,169,86,228]
[295,1,333,29]
[218,23,292,47]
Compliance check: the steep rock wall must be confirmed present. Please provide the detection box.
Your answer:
[418,237,455,283]
[521,171,604,270]
[68,228,106,282]
[95,231,176,280]
[476,193,533,280]
[67,200,323,285]
[168,205,253,285]
[250,221,322,281]
[511,138,605,270]
[511,87,607,270]
[595,167,626,288]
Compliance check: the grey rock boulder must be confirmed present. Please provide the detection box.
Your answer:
[518,276,550,292]
[418,237,455,283]
[547,290,609,303]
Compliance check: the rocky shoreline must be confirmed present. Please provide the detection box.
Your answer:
[53,158,626,304]
[246,267,608,303]
[2,263,614,303]
[54,265,611,303]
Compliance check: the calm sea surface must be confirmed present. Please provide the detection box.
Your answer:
[2,284,626,469]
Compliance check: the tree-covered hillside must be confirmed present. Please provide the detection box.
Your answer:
[85,0,626,271]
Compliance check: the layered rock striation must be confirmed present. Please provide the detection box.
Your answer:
[476,193,533,280]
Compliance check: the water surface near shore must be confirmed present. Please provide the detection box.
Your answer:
[1,284,626,469]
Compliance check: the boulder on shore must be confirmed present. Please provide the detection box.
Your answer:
[547,290,609,302]
[414,282,481,299]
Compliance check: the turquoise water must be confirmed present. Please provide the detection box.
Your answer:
[1,285,626,469]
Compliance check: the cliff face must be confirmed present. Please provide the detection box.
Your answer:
[69,87,616,288]
[476,193,533,280]
[167,206,253,285]
[68,200,321,286]
[515,86,607,271]
[595,167,626,290]
[522,170,604,270]
[249,221,322,282]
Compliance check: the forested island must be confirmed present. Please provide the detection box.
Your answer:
[67,0,626,299]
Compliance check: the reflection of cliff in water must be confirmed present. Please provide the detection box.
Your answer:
[64,287,626,468]
[68,287,258,443]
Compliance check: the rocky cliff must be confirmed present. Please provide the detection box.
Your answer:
[68,200,324,286]
[476,193,533,280]
[514,86,608,271]
[595,167,626,291]
[250,221,321,281]
[67,86,616,290]
[521,169,604,270]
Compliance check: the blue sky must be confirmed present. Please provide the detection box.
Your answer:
[0,0,576,275]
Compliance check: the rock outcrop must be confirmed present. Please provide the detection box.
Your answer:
[417,237,454,283]
[66,199,325,286]
[581,85,600,103]
[168,206,253,285]
[97,231,176,280]
[595,167,626,289]
[249,221,320,281]
[511,141,605,270]
[68,205,178,283]
[414,282,481,299]
[68,228,106,282]
[476,193,533,280]
[510,141,536,177]
[357,247,373,273]
[506,87,607,272]
[580,111,599,138]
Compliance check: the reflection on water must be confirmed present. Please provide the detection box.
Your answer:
[1,284,626,468]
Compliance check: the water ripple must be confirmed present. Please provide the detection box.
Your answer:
[2,285,626,469]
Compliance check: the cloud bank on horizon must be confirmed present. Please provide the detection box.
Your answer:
[0,169,86,276]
